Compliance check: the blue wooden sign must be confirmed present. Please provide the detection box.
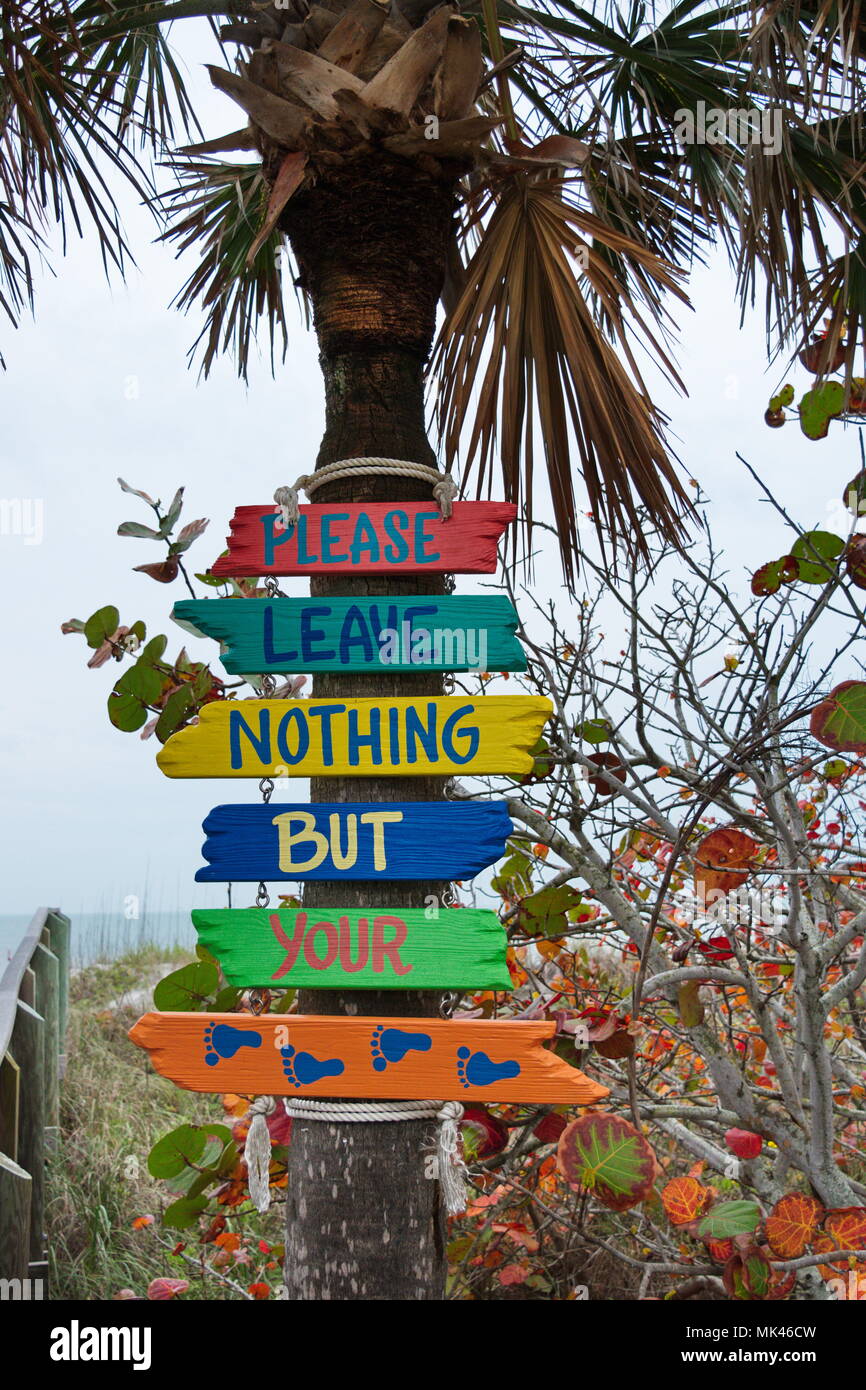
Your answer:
[194,800,514,882]
[172,596,525,674]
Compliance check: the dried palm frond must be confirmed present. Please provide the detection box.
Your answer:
[433,174,695,588]
[159,159,292,381]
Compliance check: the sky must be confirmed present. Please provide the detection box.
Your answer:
[0,29,862,918]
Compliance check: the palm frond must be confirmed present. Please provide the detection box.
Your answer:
[434,173,695,589]
[159,157,292,380]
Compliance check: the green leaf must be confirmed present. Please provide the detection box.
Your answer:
[768,384,795,412]
[789,530,844,584]
[118,521,161,539]
[84,605,120,649]
[697,1200,762,1239]
[148,1124,206,1179]
[155,685,195,744]
[153,961,219,1012]
[557,1113,657,1211]
[580,718,612,744]
[799,381,845,440]
[159,487,184,537]
[810,681,866,754]
[213,986,242,1012]
[162,1195,209,1231]
[272,989,296,1014]
[677,979,705,1028]
[750,554,799,596]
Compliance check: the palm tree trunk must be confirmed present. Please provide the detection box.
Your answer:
[280,153,460,1300]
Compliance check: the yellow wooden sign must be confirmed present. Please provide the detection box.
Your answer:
[156,696,552,779]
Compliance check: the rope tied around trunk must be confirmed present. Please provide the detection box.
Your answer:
[244,1096,468,1216]
[274,458,459,527]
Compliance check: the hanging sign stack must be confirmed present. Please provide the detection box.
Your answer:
[130,496,609,1108]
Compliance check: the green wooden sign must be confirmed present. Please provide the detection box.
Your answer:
[192,906,513,991]
[172,595,525,674]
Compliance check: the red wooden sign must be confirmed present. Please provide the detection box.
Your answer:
[210,501,516,577]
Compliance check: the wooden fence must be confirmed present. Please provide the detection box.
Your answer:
[0,908,69,1286]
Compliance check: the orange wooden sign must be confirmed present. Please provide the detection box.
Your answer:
[129,1013,609,1105]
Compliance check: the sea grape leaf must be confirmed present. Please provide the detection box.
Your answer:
[810,681,866,754]
[697,1199,761,1239]
[557,1113,657,1211]
[765,1193,823,1258]
[153,961,219,1012]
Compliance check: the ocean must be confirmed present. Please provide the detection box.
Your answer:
[0,909,197,970]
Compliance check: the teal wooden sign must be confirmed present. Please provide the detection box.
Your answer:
[192,906,513,990]
[172,596,525,674]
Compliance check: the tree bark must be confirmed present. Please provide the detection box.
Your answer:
[280,154,460,1299]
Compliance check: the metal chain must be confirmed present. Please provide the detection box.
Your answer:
[261,672,277,697]
[256,881,270,908]
[442,884,457,907]
[247,988,268,1015]
[259,777,275,804]
[439,992,458,1018]
[264,575,285,597]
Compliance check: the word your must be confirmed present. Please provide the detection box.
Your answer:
[379,623,488,671]
[674,102,782,156]
[268,911,412,978]
[50,1322,152,1371]
[0,497,43,544]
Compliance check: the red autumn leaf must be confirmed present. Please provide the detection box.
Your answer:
[725,1129,763,1160]
[586,752,627,796]
[533,1112,568,1144]
[765,1193,824,1258]
[201,1214,227,1244]
[707,1237,734,1264]
[131,1214,155,1230]
[662,1176,710,1226]
[693,826,759,900]
[461,1105,509,1160]
[593,1027,637,1059]
[557,1113,657,1212]
[723,1246,772,1300]
[845,535,866,590]
[498,1263,530,1286]
[214,1231,242,1252]
[147,1278,189,1301]
[696,928,735,962]
[825,1206,866,1250]
[247,1282,271,1300]
[134,556,180,583]
[267,1105,293,1146]
[810,681,866,755]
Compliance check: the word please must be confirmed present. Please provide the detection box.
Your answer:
[263,507,443,567]
[230,701,479,769]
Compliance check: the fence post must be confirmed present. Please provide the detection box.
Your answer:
[0,1155,31,1282]
[31,942,60,1144]
[11,1001,47,1278]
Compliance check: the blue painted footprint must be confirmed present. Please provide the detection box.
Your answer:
[204,1022,262,1068]
[457,1046,521,1089]
[370,1025,432,1072]
[281,1045,345,1089]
